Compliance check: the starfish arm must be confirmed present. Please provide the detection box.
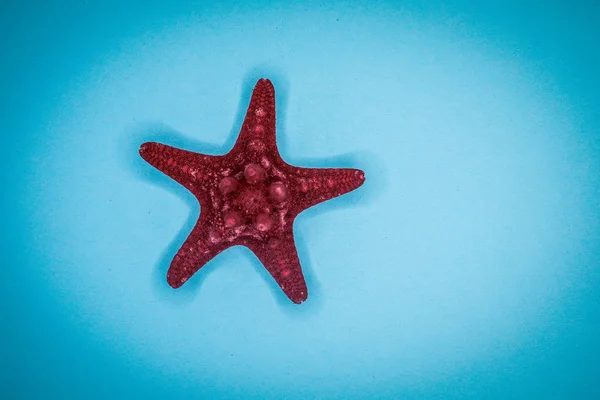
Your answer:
[231,79,280,157]
[139,142,220,194]
[288,167,366,215]
[245,232,308,304]
[166,211,230,288]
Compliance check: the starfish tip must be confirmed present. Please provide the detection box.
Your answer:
[139,142,155,158]
[166,271,186,289]
[255,77,274,89]
[355,169,366,186]
[291,292,308,304]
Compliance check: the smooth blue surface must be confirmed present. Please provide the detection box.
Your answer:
[2,1,599,398]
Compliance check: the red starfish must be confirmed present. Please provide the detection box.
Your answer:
[139,78,365,304]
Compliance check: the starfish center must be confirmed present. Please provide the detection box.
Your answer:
[217,162,292,234]
[236,187,270,215]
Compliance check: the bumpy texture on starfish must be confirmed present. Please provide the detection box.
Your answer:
[140,79,365,303]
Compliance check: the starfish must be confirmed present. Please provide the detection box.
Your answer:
[139,78,365,304]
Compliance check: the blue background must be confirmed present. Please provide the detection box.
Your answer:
[2,1,599,398]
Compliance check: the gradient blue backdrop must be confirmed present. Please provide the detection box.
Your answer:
[2,1,599,398]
